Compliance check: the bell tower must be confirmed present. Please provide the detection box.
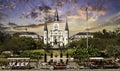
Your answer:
[64,17,69,45]
[44,22,48,44]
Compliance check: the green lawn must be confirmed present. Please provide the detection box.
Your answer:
[67,48,75,55]
[25,49,44,53]
[24,48,75,55]
[0,58,8,63]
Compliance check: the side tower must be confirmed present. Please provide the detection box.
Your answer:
[64,17,69,45]
[44,22,48,44]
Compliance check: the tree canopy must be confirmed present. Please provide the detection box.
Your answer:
[69,29,120,60]
[0,32,44,56]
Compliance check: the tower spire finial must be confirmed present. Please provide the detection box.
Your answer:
[65,16,69,31]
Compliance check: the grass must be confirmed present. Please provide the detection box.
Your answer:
[0,48,75,62]
[0,58,8,63]
[0,48,75,59]
[23,48,75,55]
[0,54,6,58]
[67,48,75,55]
[25,49,44,53]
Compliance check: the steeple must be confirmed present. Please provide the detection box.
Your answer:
[65,17,69,31]
[44,22,48,31]
[54,8,59,21]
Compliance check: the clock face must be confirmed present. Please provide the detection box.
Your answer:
[55,24,58,29]
[53,23,59,30]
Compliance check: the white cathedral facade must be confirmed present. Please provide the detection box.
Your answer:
[43,9,69,48]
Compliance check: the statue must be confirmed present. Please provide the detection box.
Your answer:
[54,39,57,44]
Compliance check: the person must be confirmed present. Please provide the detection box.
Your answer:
[21,62,25,67]
[66,64,70,69]
[1,64,5,70]
[50,65,54,70]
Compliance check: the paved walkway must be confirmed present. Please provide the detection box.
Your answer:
[1,69,120,71]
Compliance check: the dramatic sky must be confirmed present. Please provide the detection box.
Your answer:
[0,0,120,35]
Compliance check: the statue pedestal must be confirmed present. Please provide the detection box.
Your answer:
[53,44,59,48]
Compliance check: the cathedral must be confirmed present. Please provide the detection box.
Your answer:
[43,9,69,48]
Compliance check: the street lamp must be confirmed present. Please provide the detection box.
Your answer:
[86,6,89,68]
[50,50,53,63]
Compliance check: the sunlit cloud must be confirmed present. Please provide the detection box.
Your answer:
[88,12,120,31]
[77,3,107,23]
[67,14,80,19]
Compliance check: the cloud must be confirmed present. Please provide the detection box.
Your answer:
[34,16,45,21]
[20,4,52,19]
[0,4,4,10]
[35,5,53,17]
[19,12,29,19]
[77,2,107,23]
[0,12,8,20]
[37,5,51,13]
[16,0,29,4]
[77,8,86,20]
[29,11,38,18]
[88,12,120,31]
[97,12,120,27]
[19,4,55,24]
[67,14,80,19]
[6,2,16,11]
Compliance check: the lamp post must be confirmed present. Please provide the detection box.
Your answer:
[86,6,89,68]
[44,45,47,63]
[44,36,48,63]
[66,51,69,64]
[50,48,53,63]
[60,43,63,63]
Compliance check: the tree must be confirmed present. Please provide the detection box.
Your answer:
[106,45,120,58]
[0,31,5,44]
[72,47,87,61]
[35,40,44,49]
[44,43,52,50]
[93,31,103,38]
[20,51,43,59]
[88,38,107,51]
[3,36,37,55]
[3,37,25,55]
[0,31,10,44]
[88,45,99,57]
[102,29,107,35]
[72,46,99,60]
[71,39,99,61]
[19,37,36,50]
[66,40,78,48]
[0,32,11,53]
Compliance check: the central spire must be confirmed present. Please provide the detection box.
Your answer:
[54,8,59,21]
